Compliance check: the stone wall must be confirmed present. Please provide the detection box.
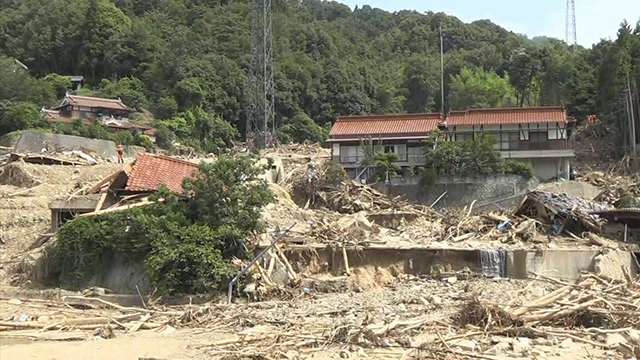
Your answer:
[373,174,536,210]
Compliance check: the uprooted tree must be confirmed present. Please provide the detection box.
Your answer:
[49,153,274,295]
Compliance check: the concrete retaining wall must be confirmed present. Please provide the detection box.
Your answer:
[280,246,638,281]
[373,174,534,210]
[10,131,117,159]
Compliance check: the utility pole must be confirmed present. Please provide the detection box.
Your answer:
[440,24,445,115]
[628,78,637,156]
[565,0,577,51]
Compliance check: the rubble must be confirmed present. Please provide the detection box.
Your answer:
[578,171,640,207]
[1,143,639,359]
[459,274,640,357]
[516,190,611,232]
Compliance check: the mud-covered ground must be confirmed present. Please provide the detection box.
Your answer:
[0,275,621,360]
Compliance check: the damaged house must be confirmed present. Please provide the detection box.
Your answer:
[49,154,198,230]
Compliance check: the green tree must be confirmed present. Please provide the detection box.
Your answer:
[508,47,542,107]
[0,55,56,106]
[0,101,48,136]
[279,113,328,143]
[44,74,73,99]
[97,77,148,109]
[449,67,516,109]
[423,131,504,176]
[76,0,131,80]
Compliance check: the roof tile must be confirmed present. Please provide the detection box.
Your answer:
[54,95,135,112]
[329,113,441,139]
[447,107,567,126]
[125,154,198,194]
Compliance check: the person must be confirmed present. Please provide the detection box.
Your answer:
[117,144,124,164]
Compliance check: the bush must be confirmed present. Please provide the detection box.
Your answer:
[0,101,48,136]
[154,95,178,119]
[419,167,437,188]
[135,134,154,149]
[51,154,274,295]
[279,113,328,144]
[97,77,148,109]
[505,159,534,178]
[423,130,504,176]
[44,74,72,99]
[154,125,175,149]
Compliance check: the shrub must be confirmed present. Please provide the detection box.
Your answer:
[419,167,437,188]
[423,130,504,176]
[154,125,175,149]
[505,159,534,178]
[0,101,47,136]
[154,95,178,119]
[279,113,328,144]
[135,134,154,149]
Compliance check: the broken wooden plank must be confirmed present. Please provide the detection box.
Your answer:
[78,200,154,217]
[94,192,108,212]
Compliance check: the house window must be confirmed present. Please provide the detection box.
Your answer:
[340,145,359,163]
[381,144,407,161]
[408,146,424,162]
[530,131,548,150]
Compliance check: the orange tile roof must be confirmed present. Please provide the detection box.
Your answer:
[329,113,442,139]
[125,154,198,194]
[447,107,568,126]
[53,94,135,112]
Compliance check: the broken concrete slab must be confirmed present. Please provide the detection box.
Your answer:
[593,249,638,281]
[536,181,602,201]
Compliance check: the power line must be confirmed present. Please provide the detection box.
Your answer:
[565,0,577,51]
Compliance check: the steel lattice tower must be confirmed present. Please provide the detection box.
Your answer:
[565,0,577,51]
[246,0,275,149]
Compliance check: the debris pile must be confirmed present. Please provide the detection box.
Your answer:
[516,190,611,234]
[579,171,640,207]
[460,274,640,358]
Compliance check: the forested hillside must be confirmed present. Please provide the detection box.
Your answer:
[1,0,639,153]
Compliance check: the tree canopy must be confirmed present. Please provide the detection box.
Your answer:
[0,1,639,151]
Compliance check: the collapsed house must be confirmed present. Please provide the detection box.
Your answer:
[49,154,198,230]
[515,190,639,241]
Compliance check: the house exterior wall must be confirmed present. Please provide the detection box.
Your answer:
[59,105,133,120]
[330,139,426,169]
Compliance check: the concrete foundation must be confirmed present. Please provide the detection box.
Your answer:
[278,245,638,281]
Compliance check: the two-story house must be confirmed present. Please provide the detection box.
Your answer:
[328,107,575,180]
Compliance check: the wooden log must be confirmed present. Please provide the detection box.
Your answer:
[510,286,573,317]
[62,296,182,316]
[274,245,298,282]
[342,246,351,276]
[0,313,141,330]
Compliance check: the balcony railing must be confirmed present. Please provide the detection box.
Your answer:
[497,140,572,151]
